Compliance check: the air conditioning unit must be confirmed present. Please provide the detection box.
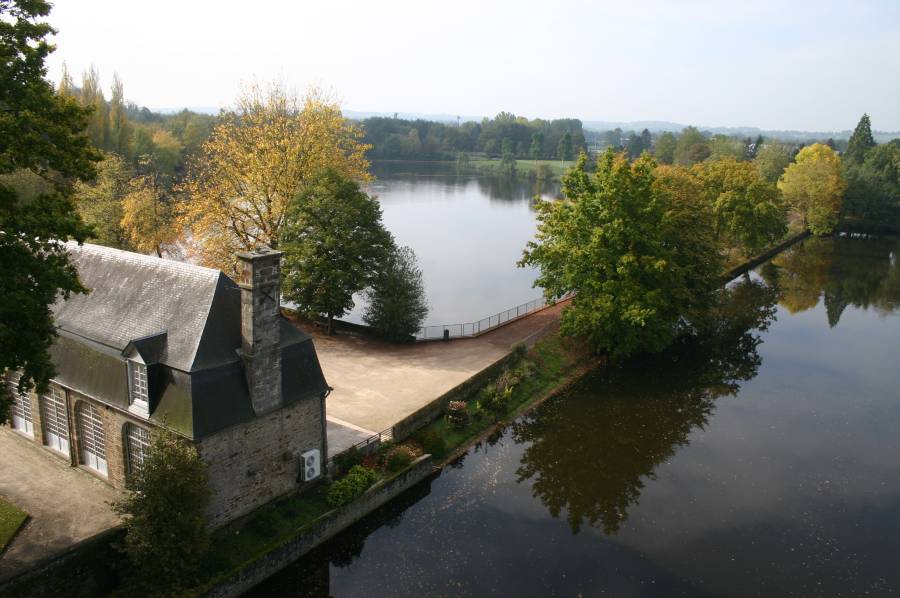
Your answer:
[300,449,321,482]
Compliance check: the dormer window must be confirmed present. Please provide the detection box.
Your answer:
[127,359,149,417]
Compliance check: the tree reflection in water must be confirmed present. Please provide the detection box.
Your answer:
[512,278,779,535]
[763,236,900,325]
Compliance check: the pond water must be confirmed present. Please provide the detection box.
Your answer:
[255,236,900,597]
[344,162,556,327]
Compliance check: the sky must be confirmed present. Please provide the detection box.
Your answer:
[45,0,900,132]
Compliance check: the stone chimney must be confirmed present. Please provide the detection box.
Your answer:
[236,248,283,415]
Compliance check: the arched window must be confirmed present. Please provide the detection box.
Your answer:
[40,386,69,454]
[76,402,107,476]
[7,372,33,437]
[124,423,151,476]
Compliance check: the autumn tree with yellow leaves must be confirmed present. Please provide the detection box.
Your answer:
[778,144,846,236]
[180,84,371,271]
[121,172,179,257]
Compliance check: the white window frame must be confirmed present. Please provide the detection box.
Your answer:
[76,401,108,476]
[40,385,70,455]
[127,358,149,417]
[125,423,152,476]
[7,372,34,437]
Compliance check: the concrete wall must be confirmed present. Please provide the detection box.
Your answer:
[203,455,434,598]
[197,394,326,528]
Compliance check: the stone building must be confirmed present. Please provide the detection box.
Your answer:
[4,242,329,527]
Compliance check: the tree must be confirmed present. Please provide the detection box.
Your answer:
[843,142,900,230]
[113,433,211,592]
[72,153,132,249]
[692,159,788,255]
[754,140,793,183]
[500,138,517,175]
[708,135,745,161]
[181,84,371,271]
[674,126,709,166]
[529,132,543,160]
[80,66,109,150]
[654,132,677,164]
[557,131,573,161]
[0,0,98,418]
[281,170,393,334]
[778,143,846,235]
[108,73,130,156]
[520,151,722,357]
[845,113,876,164]
[121,170,179,257]
[363,245,429,341]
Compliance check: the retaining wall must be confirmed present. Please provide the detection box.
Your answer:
[391,351,520,441]
[723,231,810,282]
[203,455,435,598]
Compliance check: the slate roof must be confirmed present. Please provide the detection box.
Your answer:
[54,242,238,372]
[50,242,329,439]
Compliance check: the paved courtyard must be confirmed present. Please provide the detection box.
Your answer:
[299,299,569,449]
[0,428,121,580]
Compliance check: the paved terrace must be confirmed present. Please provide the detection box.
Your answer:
[292,299,570,456]
[0,428,121,579]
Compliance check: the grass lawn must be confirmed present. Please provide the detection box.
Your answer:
[412,332,591,462]
[468,158,575,177]
[0,496,28,552]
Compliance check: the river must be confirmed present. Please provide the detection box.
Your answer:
[255,236,900,597]
[344,162,557,327]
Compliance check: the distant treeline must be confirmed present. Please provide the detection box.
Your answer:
[357,112,588,161]
[58,65,216,177]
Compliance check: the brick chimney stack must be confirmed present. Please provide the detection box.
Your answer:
[236,248,283,414]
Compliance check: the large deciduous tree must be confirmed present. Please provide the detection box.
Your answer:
[121,171,179,257]
[0,0,98,414]
[281,170,393,334]
[72,152,132,249]
[520,151,721,357]
[753,140,793,184]
[692,159,788,255]
[778,144,846,235]
[674,126,710,166]
[363,245,429,342]
[181,84,371,271]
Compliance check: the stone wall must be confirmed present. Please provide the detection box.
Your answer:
[8,381,155,490]
[198,394,326,528]
[203,455,435,598]
[391,351,520,441]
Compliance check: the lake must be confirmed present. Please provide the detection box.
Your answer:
[255,236,900,597]
[344,162,557,327]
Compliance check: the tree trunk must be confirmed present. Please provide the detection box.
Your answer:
[327,313,334,335]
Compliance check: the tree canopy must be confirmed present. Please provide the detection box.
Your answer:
[363,245,429,341]
[520,151,722,357]
[113,433,211,592]
[845,113,876,164]
[281,169,393,333]
[778,143,845,236]
[692,159,787,255]
[0,0,98,412]
[181,84,371,271]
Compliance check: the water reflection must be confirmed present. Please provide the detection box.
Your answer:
[513,279,778,534]
[763,236,900,325]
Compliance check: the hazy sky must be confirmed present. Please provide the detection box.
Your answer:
[46,0,900,131]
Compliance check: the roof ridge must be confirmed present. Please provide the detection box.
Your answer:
[65,241,222,278]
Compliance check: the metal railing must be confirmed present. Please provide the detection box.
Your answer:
[415,294,564,341]
[328,426,394,465]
